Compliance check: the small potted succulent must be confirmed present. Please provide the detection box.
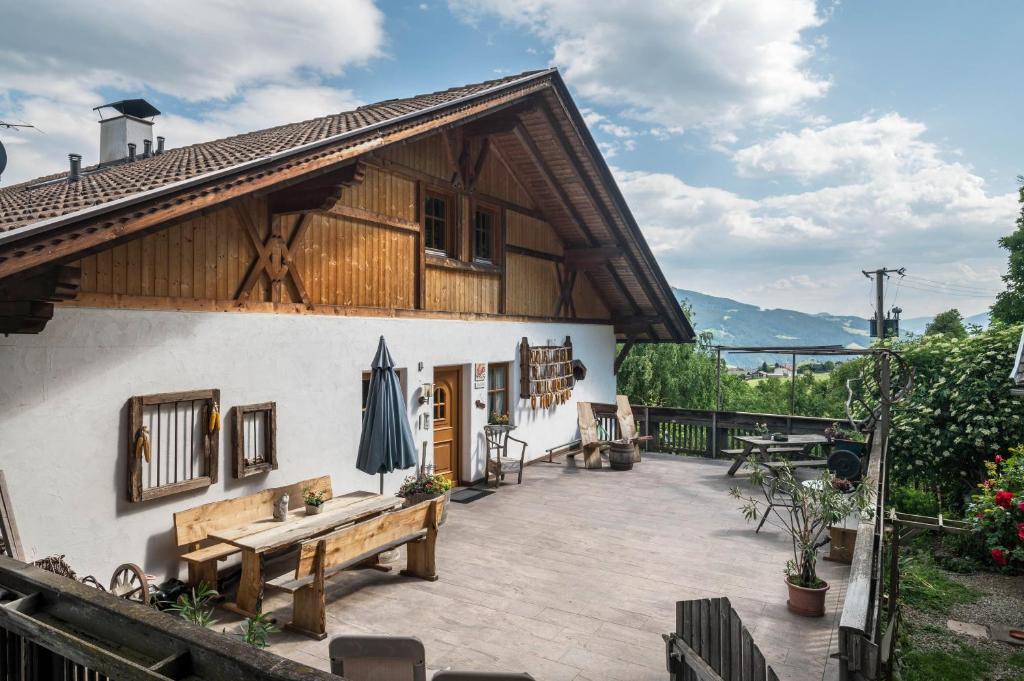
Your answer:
[302,487,327,515]
[397,468,453,524]
[730,460,874,616]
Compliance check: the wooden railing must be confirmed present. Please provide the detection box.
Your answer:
[837,422,890,681]
[631,405,843,457]
[0,556,337,681]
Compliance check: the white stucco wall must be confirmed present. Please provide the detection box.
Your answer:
[0,308,616,579]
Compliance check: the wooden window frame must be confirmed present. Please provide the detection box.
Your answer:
[423,190,456,257]
[472,203,500,264]
[231,402,278,478]
[487,362,510,419]
[127,389,219,503]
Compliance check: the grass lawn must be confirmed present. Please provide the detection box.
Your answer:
[897,547,1024,681]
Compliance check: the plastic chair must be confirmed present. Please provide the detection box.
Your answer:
[329,635,426,681]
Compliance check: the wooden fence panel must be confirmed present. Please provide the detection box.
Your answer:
[666,597,782,681]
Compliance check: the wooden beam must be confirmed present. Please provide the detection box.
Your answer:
[441,129,465,189]
[460,101,537,138]
[321,205,420,234]
[535,102,680,339]
[614,339,635,375]
[0,471,24,560]
[267,161,365,214]
[467,138,491,191]
[505,244,563,263]
[564,245,622,270]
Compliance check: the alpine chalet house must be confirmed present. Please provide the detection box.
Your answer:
[0,69,692,579]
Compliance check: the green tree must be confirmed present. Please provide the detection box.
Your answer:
[925,308,967,338]
[886,323,1024,503]
[991,177,1024,324]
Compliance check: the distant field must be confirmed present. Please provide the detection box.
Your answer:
[744,372,831,386]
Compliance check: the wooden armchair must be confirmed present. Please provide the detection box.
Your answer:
[484,426,527,487]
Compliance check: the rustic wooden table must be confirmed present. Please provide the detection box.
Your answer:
[210,491,402,616]
[727,434,828,476]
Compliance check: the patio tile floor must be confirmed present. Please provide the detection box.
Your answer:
[225,453,847,680]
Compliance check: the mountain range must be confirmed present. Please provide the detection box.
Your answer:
[672,288,989,369]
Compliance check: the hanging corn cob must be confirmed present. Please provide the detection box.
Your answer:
[134,425,151,464]
[208,401,221,433]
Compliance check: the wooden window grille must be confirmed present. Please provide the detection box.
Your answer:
[232,402,278,478]
[127,389,219,502]
[519,336,574,407]
[424,194,448,253]
[487,363,509,418]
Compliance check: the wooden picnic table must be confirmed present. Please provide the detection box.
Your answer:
[209,491,402,616]
[726,434,828,476]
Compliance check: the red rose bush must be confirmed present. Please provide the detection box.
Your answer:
[968,446,1024,569]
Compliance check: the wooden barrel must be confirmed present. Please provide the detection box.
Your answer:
[608,440,634,471]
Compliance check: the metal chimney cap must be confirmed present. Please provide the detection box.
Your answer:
[93,99,161,121]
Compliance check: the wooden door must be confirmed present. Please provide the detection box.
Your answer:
[432,367,461,484]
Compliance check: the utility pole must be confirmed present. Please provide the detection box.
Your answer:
[862,267,905,339]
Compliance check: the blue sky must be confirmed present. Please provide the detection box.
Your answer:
[1,1,1021,318]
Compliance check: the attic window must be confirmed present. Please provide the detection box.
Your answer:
[473,208,495,262]
[424,193,449,254]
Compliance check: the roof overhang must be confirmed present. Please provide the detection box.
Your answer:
[0,69,693,342]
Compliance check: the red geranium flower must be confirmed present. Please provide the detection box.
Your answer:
[995,490,1015,509]
[1019,501,1024,512]
[992,548,1008,566]
[995,455,1004,464]
[1018,523,1024,542]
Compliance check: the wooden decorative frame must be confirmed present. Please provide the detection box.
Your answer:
[232,402,278,478]
[127,389,220,503]
[519,336,575,406]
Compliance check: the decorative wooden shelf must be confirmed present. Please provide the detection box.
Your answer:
[519,336,574,408]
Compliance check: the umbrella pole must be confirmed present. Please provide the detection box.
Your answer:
[379,472,384,495]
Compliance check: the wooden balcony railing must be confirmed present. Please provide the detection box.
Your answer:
[0,556,336,681]
[629,405,844,457]
[837,422,891,681]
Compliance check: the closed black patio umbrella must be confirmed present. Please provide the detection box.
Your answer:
[356,336,418,493]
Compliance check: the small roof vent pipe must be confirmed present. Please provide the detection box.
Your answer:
[127,142,136,162]
[68,154,81,182]
[156,136,165,154]
[143,139,152,158]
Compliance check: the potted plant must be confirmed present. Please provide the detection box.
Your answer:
[489,412,510,426]
[397,468,453,524]
[730,460,874,616]
[302,487,327,515]
[824,422,866,457]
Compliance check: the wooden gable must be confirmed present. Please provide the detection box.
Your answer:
[69,130,611,323]
[1,71,692,340]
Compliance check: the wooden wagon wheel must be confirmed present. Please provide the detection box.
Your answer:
[109,563,150,604]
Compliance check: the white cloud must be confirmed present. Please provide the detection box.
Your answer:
[449,0,829,131]
[1,0,384,102]
[611,112,1018,315]
[0,0,384,184]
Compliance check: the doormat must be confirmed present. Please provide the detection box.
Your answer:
[450,488,495,504]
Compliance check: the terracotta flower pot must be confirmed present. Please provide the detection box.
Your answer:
[786,576,830,617]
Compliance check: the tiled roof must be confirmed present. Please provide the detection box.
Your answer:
[0,71,545,233]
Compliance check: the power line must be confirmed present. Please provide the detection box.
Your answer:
[901,274,1000,295]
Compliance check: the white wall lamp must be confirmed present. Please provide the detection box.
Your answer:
[418,382,433,405]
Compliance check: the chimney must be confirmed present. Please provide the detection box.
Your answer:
[93,99,161,164]
[143,139,152,158]
[68,154,81,182]
[127,143,136,162]
[156,136,165,154]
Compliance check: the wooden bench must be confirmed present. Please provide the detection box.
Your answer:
[173,475,333,589]
[268,496,444,640]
